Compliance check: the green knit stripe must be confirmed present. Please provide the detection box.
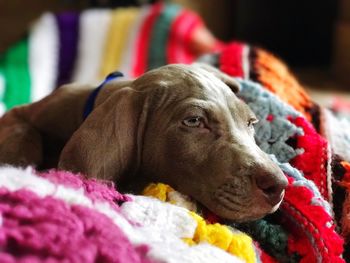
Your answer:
[1,38,31,110]
[148,4,181,70]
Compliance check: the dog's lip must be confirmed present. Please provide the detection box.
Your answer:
[211,200,276,222]
[209,194,271,221]
[205,187,285,221]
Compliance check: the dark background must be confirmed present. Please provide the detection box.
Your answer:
[233,0,339,67]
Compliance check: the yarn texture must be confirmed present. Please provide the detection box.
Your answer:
[1,2,350,261]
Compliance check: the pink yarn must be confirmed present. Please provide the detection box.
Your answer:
[40,170,131,209]
[0,180,152,263]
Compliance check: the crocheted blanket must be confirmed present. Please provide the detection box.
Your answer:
[0,3,215,113]
[0,74,347,262]
[0,166,245,263]
[213,43,350,262]
[0,162,337,263]
[1,3,350,262]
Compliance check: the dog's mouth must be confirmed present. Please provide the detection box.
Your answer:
[208,197,283,222]
[201,185,285,222]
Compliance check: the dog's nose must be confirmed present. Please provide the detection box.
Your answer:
[255,169,288,205]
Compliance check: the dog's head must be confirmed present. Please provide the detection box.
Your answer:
[59,63,287,222]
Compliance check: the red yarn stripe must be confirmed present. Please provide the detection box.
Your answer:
[219,42,245,78]
[132,3,163,77]
[182,11,202,59]
[259,246,279,263]
[282,177,344,263]
[289,116,330,200]
[167,10,202,64]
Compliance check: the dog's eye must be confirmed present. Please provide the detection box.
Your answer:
[248,118,258,128]
[183,116,204,128]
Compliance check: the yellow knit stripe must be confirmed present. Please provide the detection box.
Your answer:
[143,183,257,263]
[99,8,139,78]
[142,182,174,202]
[113,8,139,71]
[189,212,257,263]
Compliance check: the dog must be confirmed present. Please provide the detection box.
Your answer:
[0,63,287,222]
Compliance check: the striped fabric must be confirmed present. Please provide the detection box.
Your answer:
[0,3,211,113]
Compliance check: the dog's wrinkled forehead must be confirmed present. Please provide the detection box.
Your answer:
[133,64,236,101]
[180,64,234,98]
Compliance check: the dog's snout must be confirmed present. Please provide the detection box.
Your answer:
[255,167,288,205]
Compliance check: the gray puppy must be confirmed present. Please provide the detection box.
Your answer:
[0,63,287,222]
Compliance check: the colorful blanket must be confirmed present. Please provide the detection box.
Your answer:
[0,3,216,113]
[1,3,350,262]
[0,73,347,262]
[0,166,256,263]
[200,42,350,262]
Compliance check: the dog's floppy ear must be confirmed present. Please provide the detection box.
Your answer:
[58,86,147,182]
[192,62,241,93]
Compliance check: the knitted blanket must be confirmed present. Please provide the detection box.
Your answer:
[1,3,350,262]
[0,3,215,113]
[0,74,346,262]
[210,43,350,262]
[0,166,257,263]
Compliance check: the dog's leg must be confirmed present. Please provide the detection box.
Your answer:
[0,83,99,169]
[0,107,43,167]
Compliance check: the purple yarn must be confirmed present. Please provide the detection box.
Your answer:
[55,12,80,87]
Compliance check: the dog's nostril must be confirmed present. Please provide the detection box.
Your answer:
[257,179,280,196]
[262,185,279,196]
[255,174,287,204]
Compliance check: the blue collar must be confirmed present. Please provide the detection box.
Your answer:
[83,71,124,120]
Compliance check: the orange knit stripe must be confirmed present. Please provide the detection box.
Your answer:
[254,48,313,121]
